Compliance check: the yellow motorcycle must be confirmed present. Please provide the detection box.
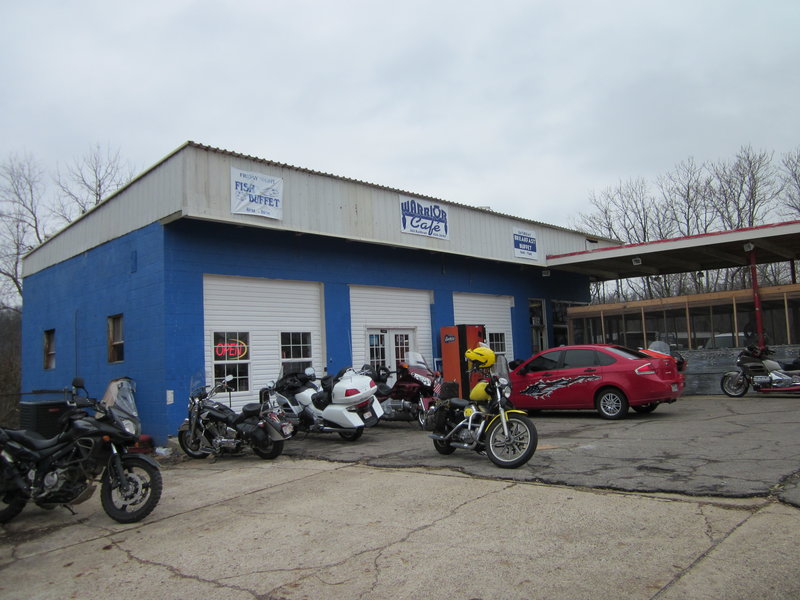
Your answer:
[426,345,537,468]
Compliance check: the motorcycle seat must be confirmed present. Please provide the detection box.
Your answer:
[376,383,392,396]
[240,403,261,418]
[312,391,331,411]
[6,429,61,450]
[446,398,471,409]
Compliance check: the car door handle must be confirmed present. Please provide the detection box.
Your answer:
[584,368,596,373]
[542,372,553,376]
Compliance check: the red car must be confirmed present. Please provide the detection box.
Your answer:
[509,345,684,419]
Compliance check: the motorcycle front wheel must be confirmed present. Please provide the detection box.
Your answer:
[485,414,538,469]
[0,489,28,524]
[101,455,163,524]
[178,429,212,459]
[252,438,284,459]
[721,372,749,397]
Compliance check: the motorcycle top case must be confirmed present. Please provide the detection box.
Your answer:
[331,372,377,404]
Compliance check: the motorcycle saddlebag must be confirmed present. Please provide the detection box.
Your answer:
[237,420,267,445]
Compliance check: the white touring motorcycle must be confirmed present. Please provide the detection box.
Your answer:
[269,366,384,441]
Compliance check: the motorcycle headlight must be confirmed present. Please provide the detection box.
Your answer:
[498,378,512,399]
[121,419,139,435]
[413,373,432,387]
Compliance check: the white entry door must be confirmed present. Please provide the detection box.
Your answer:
[367,328,415,383]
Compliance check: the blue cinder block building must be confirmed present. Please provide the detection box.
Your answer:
[22,142,611,443]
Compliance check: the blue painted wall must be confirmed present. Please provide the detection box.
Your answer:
[22,223,168,438]
[23,219,590,443]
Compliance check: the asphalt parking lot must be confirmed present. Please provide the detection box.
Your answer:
[281,393,800,504]
[1,394,799,599]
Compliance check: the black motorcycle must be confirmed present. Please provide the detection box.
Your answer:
[178,375,293,459]
[0,377,162,524]
[720,345,800,397]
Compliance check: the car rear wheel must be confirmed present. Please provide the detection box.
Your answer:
[596,388,629,420]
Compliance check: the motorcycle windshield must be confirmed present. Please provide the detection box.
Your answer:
[405,352,433,374]
[492,353,510,381]
[101,377,140,427]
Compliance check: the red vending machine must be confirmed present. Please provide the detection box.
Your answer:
[440,324,487,398]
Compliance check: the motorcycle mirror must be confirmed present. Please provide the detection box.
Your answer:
[224,374,234,383]
[72,377,85,389]
[304,367,316,380]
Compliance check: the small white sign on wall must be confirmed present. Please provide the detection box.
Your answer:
[513,227,538,260]
[231,167,283,220]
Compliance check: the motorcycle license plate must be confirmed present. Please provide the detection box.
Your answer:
[363,410,373,420]
[282,423,294,436]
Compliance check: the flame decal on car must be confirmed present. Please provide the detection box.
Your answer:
[521,375,601,398]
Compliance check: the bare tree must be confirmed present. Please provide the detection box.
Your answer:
[53,143,136,224]
[779,147,800,217]
[708,145,782,230]
[656,157,715,237]
[0,154,52,312]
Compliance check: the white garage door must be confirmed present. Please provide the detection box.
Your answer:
[453,292,514,358]
[350,286,433,369]
[203,274,324,409]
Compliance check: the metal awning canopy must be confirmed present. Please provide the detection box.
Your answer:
[547,221,800,281]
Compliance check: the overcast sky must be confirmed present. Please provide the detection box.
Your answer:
[1,0,798,228]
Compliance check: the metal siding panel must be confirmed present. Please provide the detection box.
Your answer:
[203,275,323,409]
[187,149,611,267]
[23,153,185,276]
[349,286,433,367]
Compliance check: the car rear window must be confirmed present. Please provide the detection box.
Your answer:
[604,346,648,360]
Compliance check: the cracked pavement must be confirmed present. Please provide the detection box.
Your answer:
[1,395,799,599]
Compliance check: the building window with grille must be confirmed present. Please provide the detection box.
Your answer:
[281,331,312,374]
[43,329,56,370]
[213,331,250,391]
[107,315,124,363]
[369,333,386,368]
[488,332,506,356]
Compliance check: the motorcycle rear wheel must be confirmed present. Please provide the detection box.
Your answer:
[178,429,212,459]
[720,373,749,397]
[253,439,284,459]
[433,438,456,455]
[0,489,28,524]
[338,428,363,441]
[485,414,538,469]
[101,455,162,524]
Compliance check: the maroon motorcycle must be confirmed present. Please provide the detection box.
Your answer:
[361,352,439,426]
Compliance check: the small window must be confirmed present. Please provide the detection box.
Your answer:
[394,333,410,369]
[213,331,249,391]
[107,315,124,363]
[369,333,386,368]
[281,331,312,374]
[526,350,562,372]
[488,332,506,355]
[562,349,597,369]
[43,329,56,370]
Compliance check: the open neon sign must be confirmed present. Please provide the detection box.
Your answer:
[215,339,248,360]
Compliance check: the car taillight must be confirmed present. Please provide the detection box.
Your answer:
[635,362,656,375]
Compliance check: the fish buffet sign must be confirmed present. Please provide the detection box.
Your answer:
[231,167,284,220]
